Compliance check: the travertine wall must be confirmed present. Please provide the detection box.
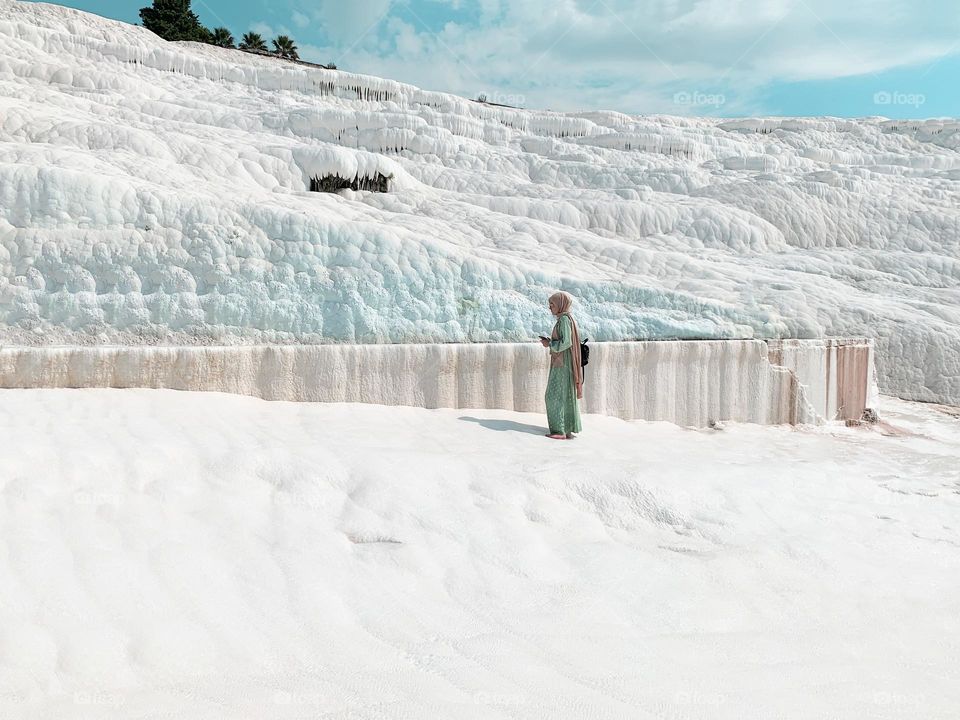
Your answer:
[0,339,875,426]
[766,339,876,422]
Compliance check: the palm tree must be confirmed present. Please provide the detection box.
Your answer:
[209,27,234,48]
[238,31,268,52]
[272,35,299,61]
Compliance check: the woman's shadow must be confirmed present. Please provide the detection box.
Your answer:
[458,416,545,435]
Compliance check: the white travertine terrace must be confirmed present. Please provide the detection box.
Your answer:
[0,2,957,405]
[0,338,874,426]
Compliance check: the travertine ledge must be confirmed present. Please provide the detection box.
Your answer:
[0,339,875,426]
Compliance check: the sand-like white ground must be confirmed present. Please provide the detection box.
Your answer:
[1,2,959,404]
[1,388,958,719]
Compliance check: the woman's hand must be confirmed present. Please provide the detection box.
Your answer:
[540,337,550,347]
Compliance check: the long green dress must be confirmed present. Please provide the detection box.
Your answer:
[545,314,582,435]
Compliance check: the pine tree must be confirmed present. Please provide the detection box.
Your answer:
[239,32,268,52]
[210,27,235,48]
[139,0,209,42]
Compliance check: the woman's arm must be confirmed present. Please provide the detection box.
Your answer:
[549,316,573,352]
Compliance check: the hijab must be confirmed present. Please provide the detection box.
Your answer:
[549,291,583,400]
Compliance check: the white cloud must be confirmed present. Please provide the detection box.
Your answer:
[477,0,502,26]
[387,18,423,59]
[250,20,297,41]
[292,11,310,29]
[250,21,276,38]
[300,0,960,115]
[313,0,393,43]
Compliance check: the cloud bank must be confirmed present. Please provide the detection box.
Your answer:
[284,0,960,115]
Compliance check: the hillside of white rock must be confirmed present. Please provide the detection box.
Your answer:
[0,1,958,403]
[2,388,959,719]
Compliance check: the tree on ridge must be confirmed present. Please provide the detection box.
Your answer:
[272,35,299,61]
[138,0,209,42]
[238,32,268,52]
[210,27,235,48]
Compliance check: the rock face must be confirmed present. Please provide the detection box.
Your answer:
[0,339,874,426]
[766,339,877,423]
[0,2,957,404]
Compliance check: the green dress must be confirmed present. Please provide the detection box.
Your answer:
[545,314,582,435]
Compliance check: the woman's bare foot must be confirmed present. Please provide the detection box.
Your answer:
[546,433,566,439]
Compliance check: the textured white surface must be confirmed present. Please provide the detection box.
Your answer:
[1,388,958,719]
[0,2,958,404]
[767,338,876,421]
[0,338,876,425]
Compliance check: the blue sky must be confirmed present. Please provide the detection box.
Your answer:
[38,0,960,117]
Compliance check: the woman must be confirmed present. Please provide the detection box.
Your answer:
[539,291,583,439]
